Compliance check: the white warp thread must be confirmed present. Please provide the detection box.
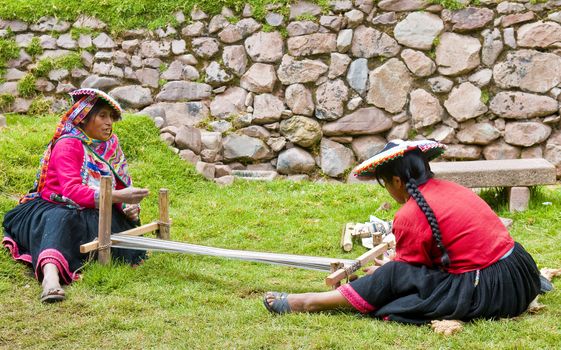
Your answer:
[111,235,356,272]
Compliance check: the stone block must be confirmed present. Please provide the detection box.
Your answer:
[430,159,556,188]
[215,175,235,186]
[508,186,530,212]
[196,161,216,180]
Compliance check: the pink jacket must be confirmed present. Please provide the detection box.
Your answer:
[40,137,125,208]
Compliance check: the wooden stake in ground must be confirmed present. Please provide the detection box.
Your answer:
[97,176,112,265]
[158,188,170,240]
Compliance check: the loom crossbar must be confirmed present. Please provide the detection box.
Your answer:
[80,221,161,253]
[325,243,389,287]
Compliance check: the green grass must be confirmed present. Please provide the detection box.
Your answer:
[0,94,15,112]
[34,52,83,78]
[0,0,477,34]
[16,73,37,97]
[25,36,43,58]
[69,27,98,40]
[0,0,327,34]
[0,37,20,81]
[429,0,465,10]
[480,89,490,104]
[13,53,84,107]
[1,115,560,349]
[28,95,53,115]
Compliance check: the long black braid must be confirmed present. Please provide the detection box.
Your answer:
[375,149,451,268]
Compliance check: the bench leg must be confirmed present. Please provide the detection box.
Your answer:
[507,187,530,212]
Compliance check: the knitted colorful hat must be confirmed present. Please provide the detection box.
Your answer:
[353,139,447,177]
[69,88,122,119]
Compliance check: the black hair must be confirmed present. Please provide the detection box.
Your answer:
[79,98,119,127]
[375,149,450,268]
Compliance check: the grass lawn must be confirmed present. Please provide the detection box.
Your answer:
[0,0,469,34]
[0,0,330,33]
[1,114,560,349]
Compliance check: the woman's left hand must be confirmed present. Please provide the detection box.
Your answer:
[362,266,380,275]
[362,257,389,275]
[123,204,140,221]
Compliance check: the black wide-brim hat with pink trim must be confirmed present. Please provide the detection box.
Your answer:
[353,139,447,177]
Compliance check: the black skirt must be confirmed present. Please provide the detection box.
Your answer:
[338,242,541,324]
[2,198,146,284]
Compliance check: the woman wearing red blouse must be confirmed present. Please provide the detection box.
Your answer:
[2,88,149,303]
[264,139,543,324]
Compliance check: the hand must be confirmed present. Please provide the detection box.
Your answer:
[123,204,140,221]
[362,257,389,275]
[374,257,388,266]
[113,187,150,204]
[362,266,379,275]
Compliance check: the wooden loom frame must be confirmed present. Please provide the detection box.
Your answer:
[79,176,171,263]
[325,242,389,289]
[80,176,389,288]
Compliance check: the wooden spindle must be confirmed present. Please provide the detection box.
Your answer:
[97,176,112,265]
[341,223,354,252]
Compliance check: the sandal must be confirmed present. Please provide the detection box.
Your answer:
[40,287,65,303]
[263,292,291,314]
[540,275,553,294]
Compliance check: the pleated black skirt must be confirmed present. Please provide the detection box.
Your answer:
[2,198,146,284]
[338,242,541,324]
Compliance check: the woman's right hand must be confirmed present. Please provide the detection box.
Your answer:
[123,204,140,221]
[112,187,150,204]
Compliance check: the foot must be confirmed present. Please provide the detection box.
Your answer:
[41,263,64,303]
[540,268,561,281]
[40,286,65,303]
[264,290,352,314]
[263,292,294,314]
[527,297,545,314]
[430,320,463,335]
[540,275,553,294]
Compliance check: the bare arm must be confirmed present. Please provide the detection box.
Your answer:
[112,187,150,204]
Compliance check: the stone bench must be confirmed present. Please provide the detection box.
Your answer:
[431,158,556,212]
[350,158,557,212]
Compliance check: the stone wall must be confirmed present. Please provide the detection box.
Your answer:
[2,0,561,184]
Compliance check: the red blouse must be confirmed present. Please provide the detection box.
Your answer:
[40,137,125,208]
[392,178,514,274]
